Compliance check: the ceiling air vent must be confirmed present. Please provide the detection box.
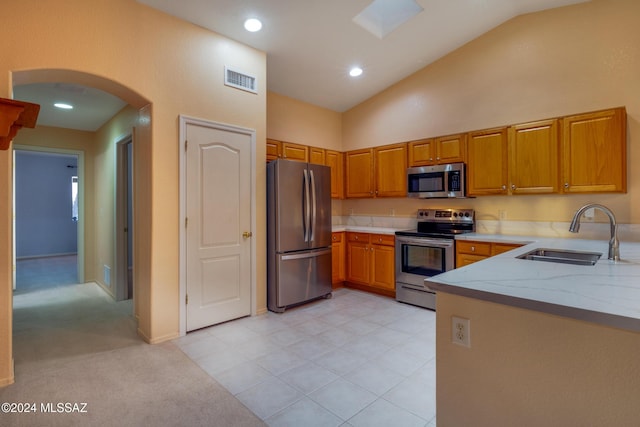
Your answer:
[224,66,258,94]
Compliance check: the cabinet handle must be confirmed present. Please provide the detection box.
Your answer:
[501,185,506,190]
[355,235,359,240]
[511,184,516,190]
[564,182,569,188]
[471,246,476,252]
[436,157,440,161]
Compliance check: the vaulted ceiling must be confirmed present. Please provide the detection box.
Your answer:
[13,0,589,131]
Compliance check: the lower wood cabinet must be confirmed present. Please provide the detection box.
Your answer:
[331,232,345,288]
[346,232,395,297]
[456,240,523,268]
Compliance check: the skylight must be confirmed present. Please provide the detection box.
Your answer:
[353,0,424,39]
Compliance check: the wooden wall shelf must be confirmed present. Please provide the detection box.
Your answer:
[0,98,40,150]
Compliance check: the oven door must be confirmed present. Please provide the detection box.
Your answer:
[395,235,454,287]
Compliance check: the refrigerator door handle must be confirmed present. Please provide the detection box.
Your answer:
[281,248,332,260]
[303,168,310,242]
[310,169,316,242]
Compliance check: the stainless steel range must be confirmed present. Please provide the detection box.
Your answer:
[395,208,475,310]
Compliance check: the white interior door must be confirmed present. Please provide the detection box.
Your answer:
[184,120,252,331]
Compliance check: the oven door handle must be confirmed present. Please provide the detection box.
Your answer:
[395,236,454,248]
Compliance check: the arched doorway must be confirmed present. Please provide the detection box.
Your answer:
[9,68,152,370]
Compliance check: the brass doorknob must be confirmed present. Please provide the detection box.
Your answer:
[242,231,253,239]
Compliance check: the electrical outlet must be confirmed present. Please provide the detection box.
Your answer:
[499,210,507,220]
[452,316,470,347]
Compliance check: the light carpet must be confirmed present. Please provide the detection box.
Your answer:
[1,282,265,427]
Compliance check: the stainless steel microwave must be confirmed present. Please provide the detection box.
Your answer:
[407,162,466,198]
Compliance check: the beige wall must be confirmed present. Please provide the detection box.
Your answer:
[341,0,640,224]
[436,292,640,426]
[1,0,266,385]
[92,106,139,300]
[267,91,342,150]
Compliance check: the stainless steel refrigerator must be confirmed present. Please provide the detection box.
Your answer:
[267,159,332,312]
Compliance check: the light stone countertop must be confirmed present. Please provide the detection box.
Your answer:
[427,235,640,332]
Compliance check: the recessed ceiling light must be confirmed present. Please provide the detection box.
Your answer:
[244,18,262,32]
[349,67,363,77]
[54,103,73,110]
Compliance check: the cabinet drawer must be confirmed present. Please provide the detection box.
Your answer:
[370,234,394,246]
[456,241,492,256]
[347,232,370,243]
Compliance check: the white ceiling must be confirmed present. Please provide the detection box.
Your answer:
[13,83,127,132]
[12,0,588,131]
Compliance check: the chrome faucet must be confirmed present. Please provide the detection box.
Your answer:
[569,204,620,261]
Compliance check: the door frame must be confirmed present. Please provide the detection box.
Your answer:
[12,145,85,287]
[115,134,133,301]
[178,115,257,336]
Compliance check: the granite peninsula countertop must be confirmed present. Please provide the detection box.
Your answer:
[427,235,640,333]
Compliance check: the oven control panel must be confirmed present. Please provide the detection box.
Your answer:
[417,208,474,223]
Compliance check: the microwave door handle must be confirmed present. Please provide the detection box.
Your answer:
[303,168,310,242]
[310,169,316,242]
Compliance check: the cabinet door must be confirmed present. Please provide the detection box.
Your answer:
[266,139,281,162]
[456,253,488,267]
[491,243,523,256]
[331,232,345,286]
[370,242,395,291]
[562,107,626,193]
[309,146,326,165]
[467,128,508,196]
[325,150,344,199]
[408,138,435,166]
[374,143,407,197]
[345,149,374,198]
[346,234,370,285]
[435,133,466,164]
[508,119,560,194]
[282,142,308,162]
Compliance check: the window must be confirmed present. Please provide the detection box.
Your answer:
[71,176,78,221]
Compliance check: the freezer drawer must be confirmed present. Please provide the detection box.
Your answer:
[268,248,332,312]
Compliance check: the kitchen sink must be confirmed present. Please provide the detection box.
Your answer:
[516,248,602,266]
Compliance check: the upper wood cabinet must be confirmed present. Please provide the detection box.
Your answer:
[309,146,326,165]
[561,107,626,193]
[408,134,466,166]
[345,148,374,198]
[467,127,509,196]
[345,142,407,198]
[407,138,435,166]
[266,138,281,162]
[508,119,560,195]
[325,149,344,199]
[374,143,407,197]
[281,141,308,162]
